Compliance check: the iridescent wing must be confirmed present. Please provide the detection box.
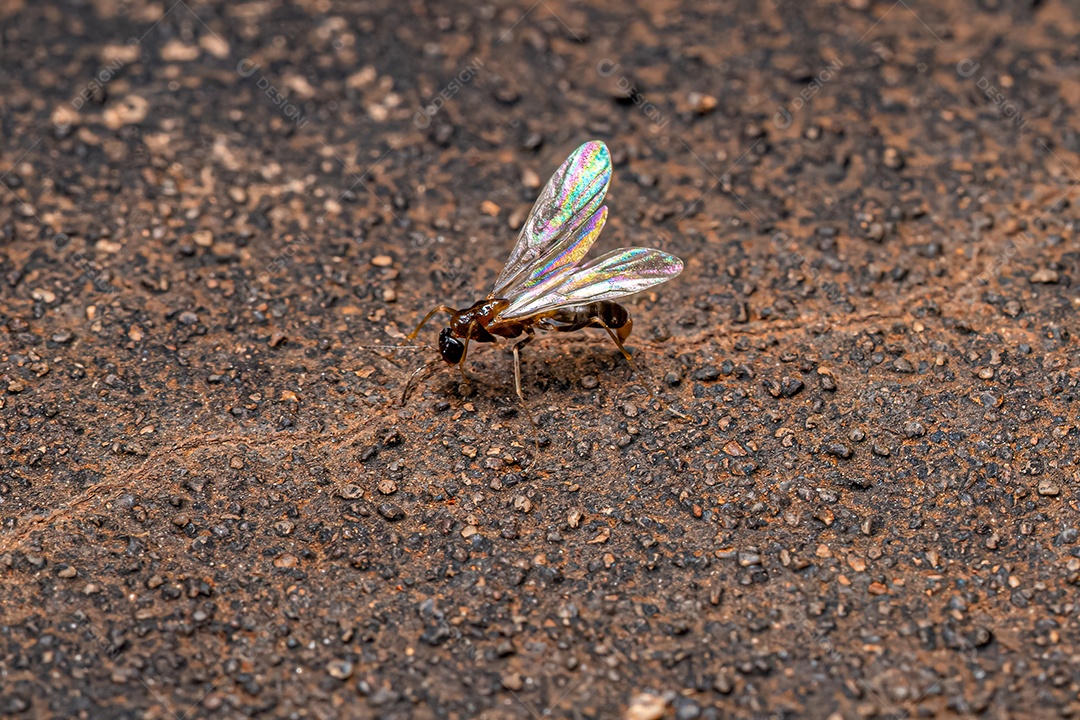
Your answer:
[490,141,611,296]
[498,247,683,320]
[508,205,607,297]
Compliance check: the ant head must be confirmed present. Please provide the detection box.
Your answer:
[438,327,464,364]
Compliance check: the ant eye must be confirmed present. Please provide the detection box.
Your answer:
[439,328,464,364]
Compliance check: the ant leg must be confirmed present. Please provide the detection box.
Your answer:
[400,359,437,406]
[456,321,475,392]
[407,305,455,340]
[597,323,634,365]
[511,330,539,442]
[591,316,636,368]
[593,317,655,403]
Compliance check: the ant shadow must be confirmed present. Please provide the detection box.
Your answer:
[418,335,655,408]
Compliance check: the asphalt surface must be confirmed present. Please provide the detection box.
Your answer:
[2,0,1080,718]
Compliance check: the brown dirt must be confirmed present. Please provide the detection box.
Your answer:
[2,0,1080,718]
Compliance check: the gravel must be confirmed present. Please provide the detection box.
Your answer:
[2,1,1078,718]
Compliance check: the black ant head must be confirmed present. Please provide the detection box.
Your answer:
[438,327,464,364]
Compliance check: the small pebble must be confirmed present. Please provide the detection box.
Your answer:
[781,376,804,397]
[826,443,852,459]
[1029,268,1060,284]
[378,502,405,521]
[883,146,905,169]
[1002,299,1023,317]
[892,357,914,373]
[903,421,926,438]
[687,91,717,114]
[675,700,700,720]
[693,366,720,381]
[1038,480,1061,496]
[326,659,354,680]
[626,692,669,720]
[723,441,747,457]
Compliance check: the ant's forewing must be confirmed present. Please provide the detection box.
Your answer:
[491,141,611,298]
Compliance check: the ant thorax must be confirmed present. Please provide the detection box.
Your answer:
[449,298,510,337]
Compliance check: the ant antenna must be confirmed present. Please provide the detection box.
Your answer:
[400,358,439,406]
[355,344,433,352]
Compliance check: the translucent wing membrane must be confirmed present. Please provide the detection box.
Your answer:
[499,248,683,320]
[487,140,682,323]
[511,205,607,296]
[491,141,611,296]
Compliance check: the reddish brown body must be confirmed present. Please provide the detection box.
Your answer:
[406,297,637,403]
[428,298,633,365]
[446,298,521,344]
